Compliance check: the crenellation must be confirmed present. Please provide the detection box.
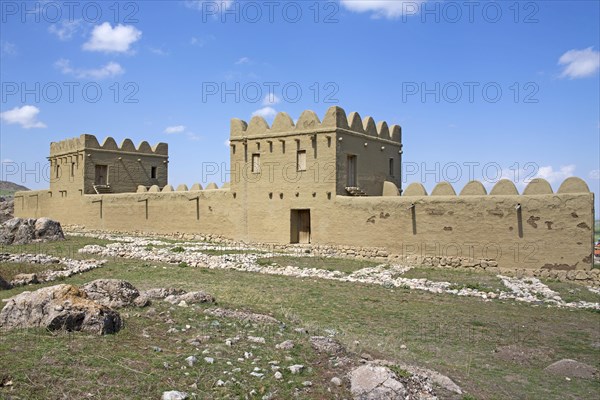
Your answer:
[362,116,377,136]
[523,178,553,195]
[347,111,363,133]
[460,180,487,196]
[557,177,590,193]
[295,110,321,130]
[271,112,295,132]
[490,179,519,195]
[101,137,119,150]
[431,181,457,196]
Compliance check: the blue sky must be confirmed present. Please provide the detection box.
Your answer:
[1,0,598,212]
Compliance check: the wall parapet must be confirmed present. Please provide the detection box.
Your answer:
[402,177,591,197]
[230,106,401,143]
[50,134,168,157]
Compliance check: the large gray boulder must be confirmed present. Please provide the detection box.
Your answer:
[0,284,122,335]
[0,217,65,245]
[544,359,599,379]
[349,364,407,400]
[80,279,141,308]
[0,197,14,224]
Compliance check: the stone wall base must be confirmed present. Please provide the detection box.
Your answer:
[64,226,600,285]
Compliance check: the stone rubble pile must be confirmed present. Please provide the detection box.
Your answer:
[0,279,215,336]
[0,197,14,224]
[0,284,123,335]
[77,237,600,310]
[0,217,65,245]
[0,253,107,289]
[69,230,600,284]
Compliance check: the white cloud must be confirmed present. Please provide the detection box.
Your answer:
[262,93,281,106]
[186,132,200,141]
[1,41,16,56]
[83,22,142,53]
[224,139,230,147]
[558,47,600,79]
[164,125,186,134]
[0,105,47,129]
[185,1,234,11]
[235,57,251,65]
[190,34,215,47]
[48,19,82,41]
[252,107,277,119]
[589,169,600,179]
[148,46,168,56]
[340,0,426,19]
[534,165,576,184]
[55,59,125,80]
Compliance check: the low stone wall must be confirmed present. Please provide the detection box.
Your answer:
[63,227,600,285]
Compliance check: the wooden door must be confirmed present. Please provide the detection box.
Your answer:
[95,165,107,185]
[291,209,311,244]
[347,155,357,187]
[298,210,311,244]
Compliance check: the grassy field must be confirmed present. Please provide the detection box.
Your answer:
[1,236,599,400]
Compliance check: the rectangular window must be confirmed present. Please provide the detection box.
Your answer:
[56,164,60,179]
[297,150,307,171]
[151,166,157,179]
[389,158,394,176]
[71,162,75,177]
[252,154,260,173]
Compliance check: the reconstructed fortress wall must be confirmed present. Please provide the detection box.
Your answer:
[14,177,594,270]
[14,184,239,238]
[49,134,168,195]
[13,107,595,272]
[324,178,594,271]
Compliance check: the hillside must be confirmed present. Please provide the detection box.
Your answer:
[0,181,29,197]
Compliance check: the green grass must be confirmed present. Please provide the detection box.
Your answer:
[402,266,507,292]
[256,255,379,274]
[542,279,600,304]
[0,300,342,399]
[0,235,114,259]
[0,262,67,282]
[0,236,599,399]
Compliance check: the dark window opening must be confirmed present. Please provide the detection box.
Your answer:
[151,166,157,179]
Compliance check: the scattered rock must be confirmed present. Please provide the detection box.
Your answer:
[544,359,599,379]
[274,371,283,380]
[141,288,186,300]
[349,364,406,400]
[0,276,11,290]
[185,356,197,367]
[288,365,304,374]
[165,291,215,305]
[331,377,342,386]
[248,336,266,344]
[0,217,64,245]
[310,336,344,354]
[276,340,294,350]
[204,307,280,324]
[0,197,15,224]
[0,284,122,335]
[161,390,188,400]
[10,273,39,286]
[204,357,214,364]
[377,361,460,395]
[80,279,140,308]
